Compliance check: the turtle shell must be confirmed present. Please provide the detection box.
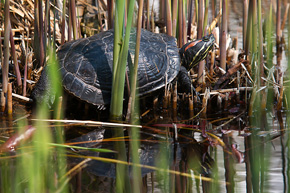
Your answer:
[57,28,180,106]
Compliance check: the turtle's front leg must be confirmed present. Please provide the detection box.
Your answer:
[177,66,196,94]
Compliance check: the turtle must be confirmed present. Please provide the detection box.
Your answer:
[31,28,215,110]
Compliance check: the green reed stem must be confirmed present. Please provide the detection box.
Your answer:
[111,0,136,192]
[128,2,144,192]
[257,0,266,109]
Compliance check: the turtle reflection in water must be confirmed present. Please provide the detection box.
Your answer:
[32,28,215,109]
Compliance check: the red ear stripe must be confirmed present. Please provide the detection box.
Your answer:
[184,40,202,52]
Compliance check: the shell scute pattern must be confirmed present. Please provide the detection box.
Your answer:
[58,28,180,106]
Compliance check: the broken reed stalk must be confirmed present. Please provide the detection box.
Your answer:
[7,83,12,115]
[23,52,28,97]
[2,0,10,112]
[203,0,209,36]
[210,50,215,76]
[166,0,172,36]
[61,0,67,44]
[280,4,289,31]
[9,29,22,92]
[219,0,227,70]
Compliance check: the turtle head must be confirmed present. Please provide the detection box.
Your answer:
[179,34,215,70]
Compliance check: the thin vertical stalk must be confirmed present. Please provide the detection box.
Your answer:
[245,0,253,56]
[146,0,150,30]
[61,0,66,44]
[219,0,227,70]
[212,0,216,20]
[203,0,209,36]
[182,0,186,42]
[243,0,248,50]
[2,0,10,110]
[197,0,203,39]
[33,0,39,65]
[44,0,51,46]
[187,0,194,40]
[266,3,273,70]
[129,1,144,191]
[197,0,204,84]
[107,0,114,29]
[70,0,78,40]
[166,0,172,36]
[172,0,178,37]
[112,1,124,82]
[38,0,45,67]
[276,0,283,110]
[9,29,22,92]
[178,0,183,47]
[257,0,265,109]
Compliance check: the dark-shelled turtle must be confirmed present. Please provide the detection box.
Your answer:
[32,28,214,109]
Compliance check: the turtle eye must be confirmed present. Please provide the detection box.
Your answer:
[203,37,209,42]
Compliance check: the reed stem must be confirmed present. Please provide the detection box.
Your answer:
[219,0,227,70]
